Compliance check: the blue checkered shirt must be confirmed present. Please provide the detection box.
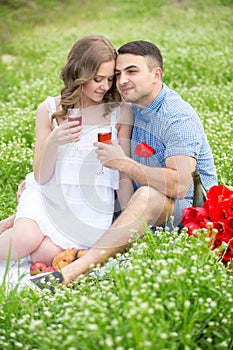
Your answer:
[131,83,217,202]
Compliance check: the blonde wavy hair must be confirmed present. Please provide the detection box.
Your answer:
[52,35,121,122]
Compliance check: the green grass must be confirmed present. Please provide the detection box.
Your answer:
[0,0,233,348]
[1,229,233,349]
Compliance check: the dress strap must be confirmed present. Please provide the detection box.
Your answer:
[110,106,120,125]
[45,96,58,127]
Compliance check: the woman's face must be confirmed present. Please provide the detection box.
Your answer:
[82,60,115,107]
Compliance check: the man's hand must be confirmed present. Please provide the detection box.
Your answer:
[94,140,129,170]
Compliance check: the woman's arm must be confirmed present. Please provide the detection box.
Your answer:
[33,101,81,184]
[33,102,58,184]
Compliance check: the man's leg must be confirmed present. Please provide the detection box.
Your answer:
[61,186,174,285]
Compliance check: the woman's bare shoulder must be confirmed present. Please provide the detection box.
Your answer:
[54,96,61,110]
[36,96,61,114]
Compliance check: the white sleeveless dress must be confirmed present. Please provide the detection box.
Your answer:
[15,97,120,250]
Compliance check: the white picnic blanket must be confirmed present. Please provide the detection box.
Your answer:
[0,256,32,291]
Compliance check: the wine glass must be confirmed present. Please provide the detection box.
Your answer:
[68,108,82,157]
[96,125,112,175]
[68,108,82,126]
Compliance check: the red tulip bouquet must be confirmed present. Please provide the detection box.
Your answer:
[181,185,233,263]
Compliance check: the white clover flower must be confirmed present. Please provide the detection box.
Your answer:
[190,255,198,261]
[191,266,197,273]
[44,310,52,318]
[80,295,88,303]
[184,300,191,308]
[28,319,43,331]
[144,340,152,347]
[17,319,25,325]
[221,241,228,249]
[154,304,164,311]
[153,283,160,290]
[115,336,123,343]
[105,337,113,347]
[160,333,168,339]
[176,266,187,275]
[174,311,180,317]
[218,341,228,348]
[87,324,98,330]
[148,308,154,314]
[170,332,178,337]
[14,342,24,348]
[167,301,176,309]
[111,319,119,327]
[160,269,169,276]
[156,276,162,283]
[141,302,149,309]
[210,301,217,308]
[221,318,228,324]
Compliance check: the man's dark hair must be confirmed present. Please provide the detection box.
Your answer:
[117,40,163,69]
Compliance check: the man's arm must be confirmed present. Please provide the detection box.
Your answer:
[95,140,196,199]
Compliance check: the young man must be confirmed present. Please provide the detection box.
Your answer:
[18,40,216,289]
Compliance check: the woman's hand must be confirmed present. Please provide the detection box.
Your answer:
[48,120,82,147]
[94,140,129,170]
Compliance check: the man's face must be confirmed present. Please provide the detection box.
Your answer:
[115,54,157,107]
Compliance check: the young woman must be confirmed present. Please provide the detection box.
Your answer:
[0,35,133,265]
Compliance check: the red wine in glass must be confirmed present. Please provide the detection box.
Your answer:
[98,131,112,144]
[68,115,82,127]
[96,126,112,175]
[67,109,82,157]
[68,108,82,127]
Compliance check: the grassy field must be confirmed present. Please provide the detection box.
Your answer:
[0,0,233,349]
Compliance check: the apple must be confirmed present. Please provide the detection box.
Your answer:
[43,266,57,273]
[76,249,88,259]
[30,261,47,276]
